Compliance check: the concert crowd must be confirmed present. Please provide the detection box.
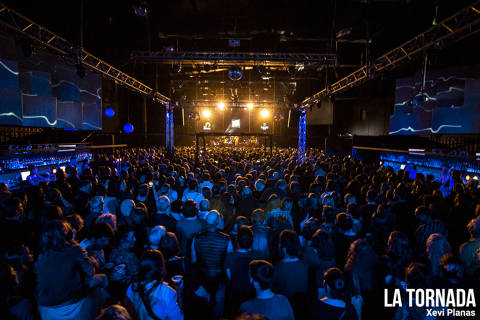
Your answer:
[1,146,480,320]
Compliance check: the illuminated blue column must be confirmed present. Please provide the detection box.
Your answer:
[166,105,174,151]
[298,109,307,163]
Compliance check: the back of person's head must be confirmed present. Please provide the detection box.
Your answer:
[336,212,353,231]
[199,199,210,212]
[323,267,346,300]
[149,225,167,246]
[64,214,84,234]
[41,220,72,252]
[302,217,322,241]
[281,197,293,210]
[188,179,198,191]
[406,262,430,289]
[235,216,249,229]
[137,249,166,283]
[322,206,337,224]
[468,216,480,238]
[2,197,22,219]
[96,304,132,320]
[415,205,431,222]
[202,186,212,199]
[387,231,412,263]
[93,184,107,197]
[90,196,104,213]
[366,190,376,203]
[311,228,335,260]
[137,184,148,197]
[251,208,266,224]
[96,213,117,232]
[279,229,300,258]
[88,222,114,241]
[249,260,274,290]
[159,232,179,259]
[182,199,198,218]
[170,199,183,214]
[156,196,170,211]
[0,182,8,193]
[205,210,221,228]
[237,225,253,249]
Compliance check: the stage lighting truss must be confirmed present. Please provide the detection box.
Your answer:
[298,109,307,164]
[301,1,480,108]
[166,104,174,151]
[0,3,170,106]
[131,51,337,67]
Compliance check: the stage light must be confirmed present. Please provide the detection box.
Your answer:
[217,102,225,110]
[104,108,115,117]
[466,175,471,181]
[474,176,479,180]
[260,109,270,118]
[123,123,134,133]
[203,109,212,118]
[247,103,254,110]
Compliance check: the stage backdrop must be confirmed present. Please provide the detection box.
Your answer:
[0,34,102,130]
[389,65,480,135]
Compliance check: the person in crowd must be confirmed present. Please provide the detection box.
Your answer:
[459,216,480,277]
[225,225,261,314]
[79,222,115,272]
[176,199,204,256]
[151,195,177,232]
[240,260,294,320]
[125,249,183,320]
[3,146,480,319]
[307,267,357,320]
[191,210,233,317]
[35,220,106,320]
[272,230,310,301]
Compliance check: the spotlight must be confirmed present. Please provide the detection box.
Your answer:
[466,175,471,181]
[217,102,225,110]
[123,123,134,133]
[104,108,115,117]
[203,109,212,118]
[76,63,85,78]
[260,109,270,118]
[247,103,254,110]
[474,176,478,180]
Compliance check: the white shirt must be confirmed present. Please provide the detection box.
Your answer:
[126,280,183,320]
[181,191,203,204]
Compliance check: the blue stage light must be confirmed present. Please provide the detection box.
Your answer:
[104,108,115,117]
[123,123,134,133]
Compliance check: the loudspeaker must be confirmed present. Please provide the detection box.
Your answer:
[173,107,184,126]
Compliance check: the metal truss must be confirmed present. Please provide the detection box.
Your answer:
[0,3,170,106]
[301,0,480,107]
[131,51,337,67]
[165,105,174,151]
[298,110,307,163]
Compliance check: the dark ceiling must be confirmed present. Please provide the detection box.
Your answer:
[3,0,479,105]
